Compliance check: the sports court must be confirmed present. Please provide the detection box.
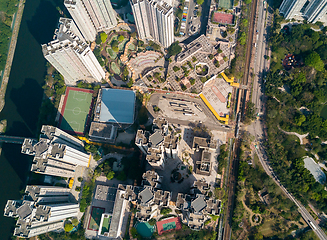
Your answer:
[212,12,234,25]
[218,0,233,9]
[59,87,94,135]
[156,217,182,235]
[88,207,105,231]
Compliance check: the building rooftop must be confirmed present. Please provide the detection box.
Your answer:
[149,131,164,147]
[191,194,206,213]
[303,156,326,184]
[98,89,136,124]
[138,187,154,206]
[89,122,118,143]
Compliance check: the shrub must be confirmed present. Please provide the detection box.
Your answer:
[173,66,180,72]
[71,218,79,226]
[160,207,172,215]
[192,56,197,62]
[209,54,214,60]
[75,186,81,191]
[78,177,83,182]
[100,32,107,43]
[106,170,115,180]
[64,223,74,232]
[118,35,125,42]
[181,84,187,91]
[148,218,157,226]
[116,171,127,181]
[153,106,160,112]
[201,77,207,83]
[190,78,195,85]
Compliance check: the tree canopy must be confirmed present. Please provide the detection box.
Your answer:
[305,51,324,71]
[168,41,182,56]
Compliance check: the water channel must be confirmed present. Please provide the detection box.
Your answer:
[0,0,62,238]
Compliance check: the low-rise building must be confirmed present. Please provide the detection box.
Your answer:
[4,186,78,238]
[21,125,90,178]
[135,118,179,169]
[89,88,136,143]
[94,185,128,238]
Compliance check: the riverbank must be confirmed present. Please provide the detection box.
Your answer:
[0,0,26,112]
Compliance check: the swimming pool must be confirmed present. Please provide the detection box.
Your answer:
[136,222,155,238]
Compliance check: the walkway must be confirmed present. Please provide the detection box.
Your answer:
[278,126,309,145]
[0,0,25,112]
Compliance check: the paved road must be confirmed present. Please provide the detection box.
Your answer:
[249,1,327,239]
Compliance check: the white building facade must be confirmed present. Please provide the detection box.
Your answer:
[64,0,117,42]
[42,18,105,86]
[280,0,327,24]
[4,186,79,238]
[130,0,174,47]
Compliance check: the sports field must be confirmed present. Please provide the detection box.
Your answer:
[59,87,94,135]
[212,12,234,25]
[88,207,105,231]
[218,0,233,10]
[156,217,182,235]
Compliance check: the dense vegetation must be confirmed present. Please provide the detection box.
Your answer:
[232,133,302,239]
[0,0,19,71]
[264,11,327,213]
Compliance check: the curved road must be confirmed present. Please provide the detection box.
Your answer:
[249,0,327,239]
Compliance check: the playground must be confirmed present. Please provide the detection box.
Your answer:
[59,87,94,135]
[88,207,105,231]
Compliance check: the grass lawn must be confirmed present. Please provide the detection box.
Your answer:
[128,43,136,51]
[118,38,128,51]
[258,219,275,237]
[107,47,117,59]
[111,62,121,74]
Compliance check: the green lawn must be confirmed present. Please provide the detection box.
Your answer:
[111,62,121,74]
[107,47,117,59]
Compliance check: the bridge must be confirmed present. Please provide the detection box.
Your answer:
[0,135,28,144]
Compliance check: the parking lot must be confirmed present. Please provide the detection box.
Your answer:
[180,0,201,37]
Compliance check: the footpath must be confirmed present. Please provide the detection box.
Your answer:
[0,0,26,112]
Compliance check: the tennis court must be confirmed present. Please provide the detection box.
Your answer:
[156,217,182,235]
[212,12,234,25]
[218,0,233,9]
[59,87,94,135]
[88,207,105,231]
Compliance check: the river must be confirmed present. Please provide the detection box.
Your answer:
[0,0,62,238]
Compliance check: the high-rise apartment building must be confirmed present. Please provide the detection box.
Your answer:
[64,0,117,42]
[279,0,307,20]
[304,0,327,23]
[280,0,327,23]
[4,185,79,238]
[130,0,174,47]
[21,125,90,178]
[42,18,105,86]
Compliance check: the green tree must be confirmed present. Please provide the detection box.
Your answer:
[168,41,182,56]
[239,32,247,45]
[118,35,125,42]
[197,0,204,5]
[244,0,252,4]
[64,222,74,232]
[305,51,324,71]
[106,170,115,180]
[71,218,79,226]
[123,66,129,77]
[100,32,107,43]
[295,114,306,126]
[160,207,172,215]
